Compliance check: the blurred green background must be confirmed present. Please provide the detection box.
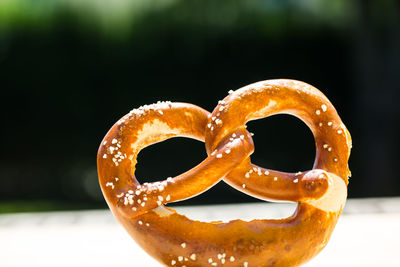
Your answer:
[0,0,399,213]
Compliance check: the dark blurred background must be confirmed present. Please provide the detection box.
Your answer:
[0,0,399,213]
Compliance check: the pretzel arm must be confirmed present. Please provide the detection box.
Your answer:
[223,159,329,202]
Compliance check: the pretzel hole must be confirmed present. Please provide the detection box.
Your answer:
[173,202,297,223]
[135,137,205,184]
[247,114,315,172]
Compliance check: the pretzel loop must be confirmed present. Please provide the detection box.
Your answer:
[97,102,253,218]
[205,79,351,203]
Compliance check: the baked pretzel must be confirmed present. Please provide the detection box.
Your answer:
[97,79,351,267]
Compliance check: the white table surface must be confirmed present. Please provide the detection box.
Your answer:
[1,197,400,267]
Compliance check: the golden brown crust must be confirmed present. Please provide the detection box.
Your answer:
[97,80,352,267]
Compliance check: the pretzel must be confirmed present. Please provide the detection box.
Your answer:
[97,79,351,267]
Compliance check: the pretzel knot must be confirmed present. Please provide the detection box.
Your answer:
[97,79,352,267]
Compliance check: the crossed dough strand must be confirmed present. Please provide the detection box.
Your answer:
[97,79,351,267]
